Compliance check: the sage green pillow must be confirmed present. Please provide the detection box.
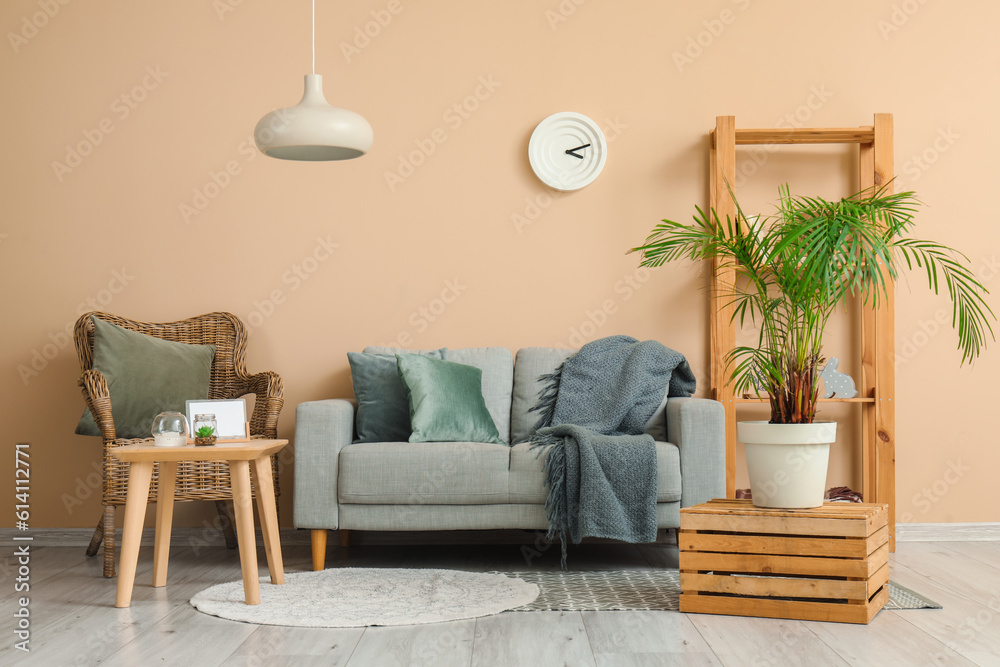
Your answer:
[75,316,216,439]
[395,353,503,444]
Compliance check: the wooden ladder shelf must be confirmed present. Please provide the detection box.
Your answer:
[709,114,896,551]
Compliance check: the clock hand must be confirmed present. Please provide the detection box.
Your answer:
[565,143,591,159]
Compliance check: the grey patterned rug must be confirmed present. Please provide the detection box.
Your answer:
[505,570,941,612]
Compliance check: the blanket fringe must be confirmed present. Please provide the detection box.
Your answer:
[527,363,564,434]
[531,434,569,568]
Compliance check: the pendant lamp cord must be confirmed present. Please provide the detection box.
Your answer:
[311,0,316,74]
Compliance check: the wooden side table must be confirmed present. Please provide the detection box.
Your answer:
[110,439,288,608]
[679,499,889,624]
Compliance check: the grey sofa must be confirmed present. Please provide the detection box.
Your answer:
[295,346,726,570]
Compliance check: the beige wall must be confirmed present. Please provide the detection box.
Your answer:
[2,0,997,530]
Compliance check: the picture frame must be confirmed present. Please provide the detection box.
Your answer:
[185,398,249,442]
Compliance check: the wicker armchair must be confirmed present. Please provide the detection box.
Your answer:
[74,311,284,578]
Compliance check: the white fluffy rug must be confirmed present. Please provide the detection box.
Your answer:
[190,568,539,627]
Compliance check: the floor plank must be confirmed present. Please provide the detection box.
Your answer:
[936,541,1000,570]
[687,615,852,667]
[222,625,365,666]
[890,559,1000,665]
[582,610,721,666]
[891,541,1000,608]
[103,599,259,666]
[806,609,976,666]
[471,611,596,667]
[347,620,476,667]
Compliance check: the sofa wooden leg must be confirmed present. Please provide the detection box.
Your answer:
[339,529,351,548]
[311,530,327,571]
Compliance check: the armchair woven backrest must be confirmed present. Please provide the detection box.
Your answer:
[76,311,246,400]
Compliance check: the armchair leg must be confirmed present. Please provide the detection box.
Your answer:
[85,515,104,557]
[311,530,327,571]
[215,501,237,549]
[340,529,351,548]
[101,505,116,578]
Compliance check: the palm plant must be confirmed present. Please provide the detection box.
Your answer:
[629,185,994,424]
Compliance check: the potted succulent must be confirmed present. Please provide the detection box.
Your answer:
[194,425,217,446]
[629,185,994,508]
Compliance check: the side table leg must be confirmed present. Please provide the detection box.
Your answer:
[250,454,284,585]
[115,461,153,608]
[229,459,260,605]
[153,461,177,587]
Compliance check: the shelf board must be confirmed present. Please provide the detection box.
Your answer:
[735,397,876,404]
[710,127,875,147]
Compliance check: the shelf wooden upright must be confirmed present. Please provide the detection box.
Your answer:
[709,114,896,551]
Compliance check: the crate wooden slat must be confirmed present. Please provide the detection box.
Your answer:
[679,499,889,624]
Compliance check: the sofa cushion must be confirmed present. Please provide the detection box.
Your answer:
[508,440,681,504]
[365,346,513,444]
[396,354,503,444]
[338,441,510,504]
[348,349,446,443]
[444,348,513,444]
[511,347,668,444]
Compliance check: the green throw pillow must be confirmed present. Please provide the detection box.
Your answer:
[75,316,216,439]
[395,353,503,444]
[347,350,445,443]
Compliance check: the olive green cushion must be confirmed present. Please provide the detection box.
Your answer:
[395,353,503,444]
[75,317,216,439]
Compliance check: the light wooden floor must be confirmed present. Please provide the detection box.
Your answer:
[1,535,998,666]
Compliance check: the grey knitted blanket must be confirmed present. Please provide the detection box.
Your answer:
[530,335,696,566]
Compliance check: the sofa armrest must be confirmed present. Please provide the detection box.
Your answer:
[293,399,356,530]
[667,397,726,508]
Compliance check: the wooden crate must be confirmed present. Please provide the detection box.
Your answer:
[679,499,889,624]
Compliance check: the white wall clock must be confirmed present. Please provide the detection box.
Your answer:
[528,112,607,191]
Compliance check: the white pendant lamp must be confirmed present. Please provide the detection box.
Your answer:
[255,0,373,161]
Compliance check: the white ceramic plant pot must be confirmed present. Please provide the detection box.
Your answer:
[738,421,837,509]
